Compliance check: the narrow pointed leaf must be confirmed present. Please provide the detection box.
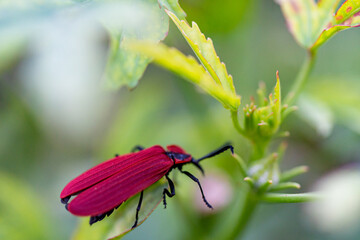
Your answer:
[280,165,309,182]
[269,182,301,192]
[258,180,273,193]
[261,193,322,203]
[244,177,255,188]
[272,71,282,130]
[166,10,236,94]
[231,153,247,177]
[127,41,240,110]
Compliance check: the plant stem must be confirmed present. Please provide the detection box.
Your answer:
[284,51,317,106]
[250,139,269,162]
[225,189,258,240]
[231,110,245,136]
[218,137,268,240]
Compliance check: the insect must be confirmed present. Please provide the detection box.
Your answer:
[60,144,233,227]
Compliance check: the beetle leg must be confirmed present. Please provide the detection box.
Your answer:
[162,174,175,209]
[131,190,144,229]
[180,170,213,209]
[195,144,233,162]
[131,145,145,152]
[61,196,71,204]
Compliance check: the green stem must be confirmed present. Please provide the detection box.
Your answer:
[218,136,269,240]
[250,139,269,162]
[284,51,317,106]
[224,189,258,240]
[231,110,245,136]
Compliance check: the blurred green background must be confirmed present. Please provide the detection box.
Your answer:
[1,0,360,239]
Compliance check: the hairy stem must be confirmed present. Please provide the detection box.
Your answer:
[231,110,245,136]
[219,138,268,240]
[261,193,322,203]
[225,189,258,240]
[284,51,317,106]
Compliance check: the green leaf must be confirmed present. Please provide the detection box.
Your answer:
[277,0,360,50]
[73,181,166,240]
[280,165,308,182]
[127,41,241,111]
[158,0,186,20]
[261,193,322,203]
[103,0,169,89]
[166,10,237,95]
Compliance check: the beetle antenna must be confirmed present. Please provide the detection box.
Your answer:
[195,143,234,162]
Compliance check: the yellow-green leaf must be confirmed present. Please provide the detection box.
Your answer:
[166,10,236,95]
[277,0,360,50]
[314,0,360,48]
[127,41,241,111]
[334,0,360,24]
[276,0,339,48]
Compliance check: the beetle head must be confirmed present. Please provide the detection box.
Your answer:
[166,145,204,174]
[166,145,192,164]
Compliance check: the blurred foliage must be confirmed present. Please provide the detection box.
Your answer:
[0,172,56,240]
[181,0,252,34]
[0,0,360,240]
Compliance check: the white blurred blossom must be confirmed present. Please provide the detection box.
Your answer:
[298,95,334,137]
[20,16,111,144]
[305,166,360,233]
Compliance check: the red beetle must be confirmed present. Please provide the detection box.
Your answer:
[60,144,233,227]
